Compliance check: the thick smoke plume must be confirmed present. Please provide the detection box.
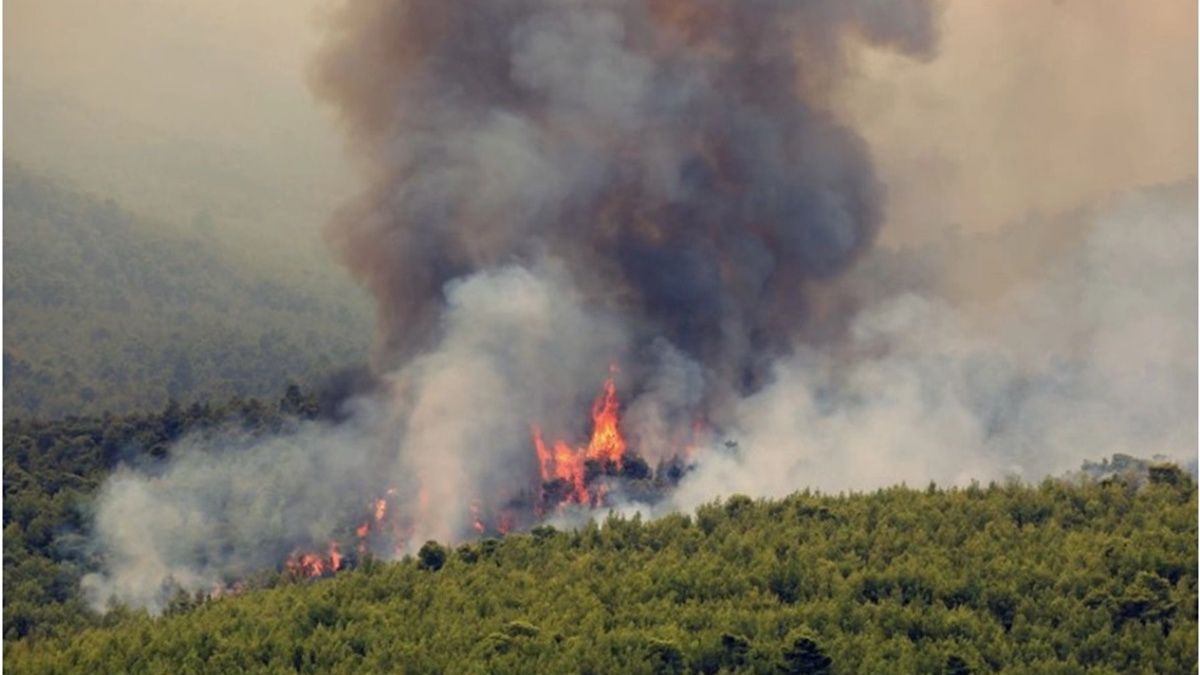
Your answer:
[79,1,1196,613]
[312,0,940,381]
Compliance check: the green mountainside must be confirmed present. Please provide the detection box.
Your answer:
[4,397,1196,673]
[2,164,371,418]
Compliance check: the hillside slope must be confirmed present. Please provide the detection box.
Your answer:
[6,466,1195,673]
[3,164,371,418]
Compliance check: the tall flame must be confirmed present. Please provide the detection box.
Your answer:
[585,374,626,468]
[532,369,628,507]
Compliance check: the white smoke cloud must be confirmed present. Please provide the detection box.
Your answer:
[80,407,392,612]
[672,182,1197,509]
[388,261,629,543]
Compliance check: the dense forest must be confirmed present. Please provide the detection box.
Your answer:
[3,386,335,643]
[4,390,1196,673]
[2,164,371,419]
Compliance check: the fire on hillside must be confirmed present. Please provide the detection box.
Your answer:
[284,368,699,579]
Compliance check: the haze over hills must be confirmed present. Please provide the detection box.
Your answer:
[3,0,352,278]
[3,164,371,418]
[3,0,377,418]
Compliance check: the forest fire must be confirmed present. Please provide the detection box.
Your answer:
[281,369,691,580]
[353,489,406,556]
[533,370,628,507]
[286,543,344,579]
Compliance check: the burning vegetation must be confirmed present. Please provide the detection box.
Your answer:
[257,0,941,584]
[284,543,344,579]
[283,368,696,579]
[533,368,628,507]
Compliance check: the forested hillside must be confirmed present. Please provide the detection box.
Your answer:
[3,167,1196,673]
[4,392,1195,673]
[3,164,371,418]
[3,387,336,643]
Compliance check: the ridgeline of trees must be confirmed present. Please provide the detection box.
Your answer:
[3,163,371,419]
[4,391,1196,673]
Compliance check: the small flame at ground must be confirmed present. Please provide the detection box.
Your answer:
[286,542,345,579]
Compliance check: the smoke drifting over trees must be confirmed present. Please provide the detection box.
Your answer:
[672,184,1197,508]
[77,1,1196,612]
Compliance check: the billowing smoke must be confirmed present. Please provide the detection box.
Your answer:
[671,183,1197,509]
[79,0,1196,613]
[384,261,628,543]
[82,262,630,610]
[311,0,940,382]
[81,413,388,611]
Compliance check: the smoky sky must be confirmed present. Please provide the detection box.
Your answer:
[312,0,941,381]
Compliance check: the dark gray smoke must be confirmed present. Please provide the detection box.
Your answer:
[312,0,941,384]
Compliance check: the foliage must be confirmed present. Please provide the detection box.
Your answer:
[3,388,324,642]
[4,447,1195,673]
[3,163,370,419]
[417,541,448,572]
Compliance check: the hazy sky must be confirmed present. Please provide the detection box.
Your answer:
[4,0,350,253]
[4,1,1195,255]
[844,0,1196,243]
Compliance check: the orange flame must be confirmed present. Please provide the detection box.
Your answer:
[280,369,664,579]
[586,374,626,468]
[286,540,347,579]
[531,369,628,507]
[328,543,344,572]
[287,551,326,578]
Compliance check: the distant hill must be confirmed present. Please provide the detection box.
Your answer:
[3,164,372,418]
